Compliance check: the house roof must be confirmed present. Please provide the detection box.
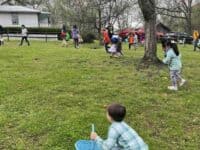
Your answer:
[192,2,200,9]
[0,6,40,13]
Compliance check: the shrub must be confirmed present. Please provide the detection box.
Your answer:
[82,33,96,43]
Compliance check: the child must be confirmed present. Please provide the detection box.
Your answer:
[109,36,123,58]
[128,32,134,50]
[61,24,67,47]
[90,104,148,150]
[102,28,111,53]
[134,33,138,50]
[193,30,199,51]
[163,41,186,91]
[19,25,30,46]
[116,36,123,56]
[72,25,79,48]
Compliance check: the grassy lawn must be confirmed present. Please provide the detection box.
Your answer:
[0,41,199,150]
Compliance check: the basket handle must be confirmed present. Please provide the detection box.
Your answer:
[91,124,95,132]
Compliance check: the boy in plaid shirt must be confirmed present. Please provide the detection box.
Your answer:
[90,104,148,150]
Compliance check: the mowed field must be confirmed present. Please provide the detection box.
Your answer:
[0,41,199,149]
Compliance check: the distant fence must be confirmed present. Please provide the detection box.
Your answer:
[0,27,70,42]
[2,33,59,42]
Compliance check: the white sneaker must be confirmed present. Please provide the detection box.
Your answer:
[180,79,186,87]
[168,86,178,91]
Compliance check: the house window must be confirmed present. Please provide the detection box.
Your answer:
[12,14,19,25]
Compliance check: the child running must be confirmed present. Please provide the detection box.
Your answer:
[128,32,134,50]
[19,25,30,46]
[102,28,111,53]
[72,25,79,48]
[193,30,199,51]
[61,24,67,47]
[163,41,186,91]
[108,35,123,58]
[90,103,148,150]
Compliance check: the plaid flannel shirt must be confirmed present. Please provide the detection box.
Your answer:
[96,122,148,150]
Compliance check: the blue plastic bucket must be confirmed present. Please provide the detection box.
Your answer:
[75,140,101,150]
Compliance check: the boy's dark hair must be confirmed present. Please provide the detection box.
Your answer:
[107,104,126,122]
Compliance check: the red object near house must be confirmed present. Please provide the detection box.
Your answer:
[118,28,135,39]
[119,27,165,40]
[136,28,144,34]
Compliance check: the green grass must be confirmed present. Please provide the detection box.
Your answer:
[0,41,199,150]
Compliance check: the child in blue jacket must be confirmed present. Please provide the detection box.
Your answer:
[90,104,148,150]
[163,41,186,91]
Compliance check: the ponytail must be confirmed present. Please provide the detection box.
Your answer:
[171,43,179,56]
[165,41,179,56]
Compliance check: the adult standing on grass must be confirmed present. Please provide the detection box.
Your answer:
[19,25,30,46]
[61,24,67,47]
[71,25,79,49]
[193,30,199,51]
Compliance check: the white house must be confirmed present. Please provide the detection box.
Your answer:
[0,6,50,27]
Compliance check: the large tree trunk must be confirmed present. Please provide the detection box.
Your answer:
[185,17,192,35]
[143,16,159,62]
[185,0,193,34]
[138,0,161,65]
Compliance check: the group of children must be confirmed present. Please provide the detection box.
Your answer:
[102,28,123,58]
[79,41,187,150]
[0,23,190,149]
[102,28,142,59]
[60,24,80,49]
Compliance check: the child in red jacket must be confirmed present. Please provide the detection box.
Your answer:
[102,28,111,53]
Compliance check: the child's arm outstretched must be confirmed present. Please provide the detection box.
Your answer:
[91,127,118,149]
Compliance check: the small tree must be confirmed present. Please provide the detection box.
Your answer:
[157,0,194,34]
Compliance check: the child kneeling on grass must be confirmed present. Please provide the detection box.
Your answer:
[90,104,148,150]
[163,41,186,91]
